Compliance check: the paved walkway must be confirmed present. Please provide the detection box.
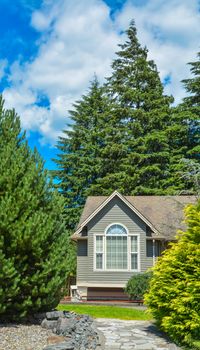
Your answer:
[94,319,182,350]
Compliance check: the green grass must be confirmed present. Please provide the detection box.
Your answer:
[57,304,152,321]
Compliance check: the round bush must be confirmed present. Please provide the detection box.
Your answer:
[125,272,152,301]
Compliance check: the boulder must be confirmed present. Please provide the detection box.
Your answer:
[41,319,58,330]
[56,317,75,335]
[46,311,65,320]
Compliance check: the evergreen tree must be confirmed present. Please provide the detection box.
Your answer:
[181,51,200,158]
[100,21,189,195]
[54,22,199,231]
[54,77,113,229]
[145,199,200,348]
[0,97,71,319]
[168,51,200,193]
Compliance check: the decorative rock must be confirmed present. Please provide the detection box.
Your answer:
[47,335,66,345]
[43,342,74,350]
[41,311,99,350]
[41,319,58,330]
[46,311,65,320]
[56,318,74,335]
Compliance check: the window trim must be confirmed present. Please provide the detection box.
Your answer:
[94,235,104,270]
[105,222,129,235]
[94,223,140,272]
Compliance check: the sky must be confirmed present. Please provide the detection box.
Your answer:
[0,0,199,170]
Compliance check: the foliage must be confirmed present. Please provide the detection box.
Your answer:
[0,97,71,319]
[144,200,200,347]
[103,20,174,195]
[58,304,152,321]
[179,158,200,195]
[172,51,200,189]
[182,51,200,117]
[125,272,152,301]
[53,77,112,229]
[54,22,199,231]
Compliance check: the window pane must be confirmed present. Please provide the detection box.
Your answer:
[106,224,127,235]
[131,236,138,252]
[96,236,103,253]
[131,253,138,270]
[106,236,127,269]
[96,253,103,269]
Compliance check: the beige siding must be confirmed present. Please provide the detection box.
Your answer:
[77,196,153,287]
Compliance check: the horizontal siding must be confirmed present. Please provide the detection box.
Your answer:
[77,196,154,287]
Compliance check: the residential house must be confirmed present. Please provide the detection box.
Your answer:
[71,191,196,300]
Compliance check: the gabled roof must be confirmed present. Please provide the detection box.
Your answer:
[72,191,196,240]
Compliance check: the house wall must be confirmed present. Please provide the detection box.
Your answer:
[77,196,154,290]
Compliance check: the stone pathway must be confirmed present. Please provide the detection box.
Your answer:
[94,319,182,350]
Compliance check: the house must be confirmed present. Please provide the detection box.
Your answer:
[71,191,196,301]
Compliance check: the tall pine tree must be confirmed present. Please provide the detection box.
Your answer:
[0,97,71,318]
[167,51,200,192]
[94,21,198,194]
[181,51,200,158]
[54,77,113,229]
[54,22,199,230]
[96,21,186,195]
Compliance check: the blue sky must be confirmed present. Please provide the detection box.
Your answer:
[0,0,199,170]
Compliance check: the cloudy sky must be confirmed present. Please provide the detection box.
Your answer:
[0,0,199,169]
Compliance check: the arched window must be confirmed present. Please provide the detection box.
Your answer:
[95,223,139,271]
[106,224,127,236]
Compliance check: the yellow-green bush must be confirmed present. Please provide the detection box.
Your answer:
[144,200,200,348]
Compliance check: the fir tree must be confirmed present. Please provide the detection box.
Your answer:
[0,97,71,319]
[101,21,183,195]
[181,51,200,158]
[167,52,200,193]
[97,21,198,194]
[54,22,199,231]
[54,77,113,229]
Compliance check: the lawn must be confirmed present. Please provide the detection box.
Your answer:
[57,304,152,321]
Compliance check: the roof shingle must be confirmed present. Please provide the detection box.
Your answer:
[76,194,196,240]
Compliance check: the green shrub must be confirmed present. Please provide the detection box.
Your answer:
[144,200,200,348]
[125,272,152,301]
[0,97,72,319]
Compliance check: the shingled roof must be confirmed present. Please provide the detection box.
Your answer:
[73,192,196,240]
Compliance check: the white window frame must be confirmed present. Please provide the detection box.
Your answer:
[94,235,104,270]
[94,223,140,272]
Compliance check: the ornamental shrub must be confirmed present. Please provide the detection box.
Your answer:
[144,199,200,348]
[0,97,72,319]
[125,272,152,301]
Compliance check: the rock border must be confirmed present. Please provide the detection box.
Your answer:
[39,311,101,350]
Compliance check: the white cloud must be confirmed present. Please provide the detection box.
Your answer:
[116,0,200,101]
[2,0,200,145]
[3,0,120,145]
